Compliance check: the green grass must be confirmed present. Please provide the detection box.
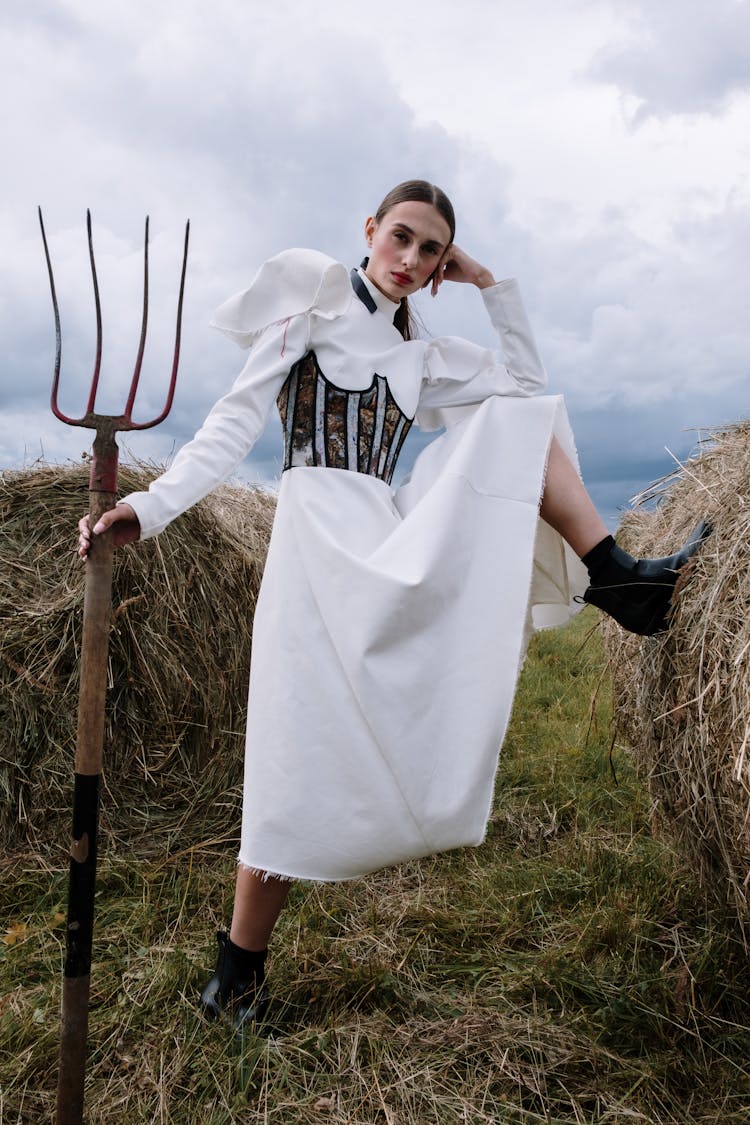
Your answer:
[2,609,750,1123]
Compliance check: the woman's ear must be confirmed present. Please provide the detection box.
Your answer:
[364,216,376,247]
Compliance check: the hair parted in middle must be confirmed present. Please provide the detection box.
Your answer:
[372,179,456,341]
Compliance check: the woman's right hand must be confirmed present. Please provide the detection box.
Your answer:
[430,243,496,297]
[78,503,141,559]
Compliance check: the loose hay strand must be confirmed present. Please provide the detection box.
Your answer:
[0,460,275,854]
[601,418,750,932]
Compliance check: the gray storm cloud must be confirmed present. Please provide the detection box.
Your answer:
[2,0,749,528]
[590,0,750,121]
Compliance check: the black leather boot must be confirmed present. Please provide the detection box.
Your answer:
[199,930,269,1029]
[581,520,710,636]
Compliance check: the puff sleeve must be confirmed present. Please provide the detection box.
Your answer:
[416,278,547,432]
[210,248,352,348]
[121,249,352,539]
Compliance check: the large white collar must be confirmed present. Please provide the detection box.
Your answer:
[355,265,401,318]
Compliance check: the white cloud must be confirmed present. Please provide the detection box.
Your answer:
[590,0,750,121]
[533,196,750,409]
[1,0,477,468]
[1,0,749,529]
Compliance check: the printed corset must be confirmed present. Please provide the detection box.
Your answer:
[277,351,413,486]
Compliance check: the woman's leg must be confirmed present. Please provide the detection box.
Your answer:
[200,868,292,1027]
[230,866,292,951]
[540,436,609,558]
[540,435,709,635]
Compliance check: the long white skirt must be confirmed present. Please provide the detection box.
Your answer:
[238,394,588,881]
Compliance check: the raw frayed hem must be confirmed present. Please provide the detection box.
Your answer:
[237,859,296,884]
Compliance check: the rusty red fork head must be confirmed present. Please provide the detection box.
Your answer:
[38,208,190,493]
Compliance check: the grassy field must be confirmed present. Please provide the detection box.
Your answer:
[2,609,750,1123]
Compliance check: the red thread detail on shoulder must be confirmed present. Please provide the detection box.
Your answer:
[280,317,291,357]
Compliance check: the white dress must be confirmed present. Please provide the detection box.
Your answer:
[123,249,587,882]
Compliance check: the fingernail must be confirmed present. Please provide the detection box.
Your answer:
[92,521,104,534]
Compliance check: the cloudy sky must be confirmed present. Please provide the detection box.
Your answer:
[2,0,748,526]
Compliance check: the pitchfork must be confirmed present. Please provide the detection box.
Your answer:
[38,208,190,1125]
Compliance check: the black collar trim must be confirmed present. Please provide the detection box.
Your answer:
[350,257,377,314]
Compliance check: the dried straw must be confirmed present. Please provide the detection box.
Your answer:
[0,462,275,853]
[599,420,750,928]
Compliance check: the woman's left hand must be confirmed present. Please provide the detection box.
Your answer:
[429,244,496,296]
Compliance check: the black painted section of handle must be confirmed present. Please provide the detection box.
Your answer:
[64,773,100,979]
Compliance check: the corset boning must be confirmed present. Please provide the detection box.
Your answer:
[277,351,413,486]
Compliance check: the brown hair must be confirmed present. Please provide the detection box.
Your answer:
[372,180,456,341]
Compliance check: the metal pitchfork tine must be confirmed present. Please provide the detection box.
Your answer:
[38,208,190,1125]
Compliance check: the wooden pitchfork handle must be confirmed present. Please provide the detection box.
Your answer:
[39,209,189,1125]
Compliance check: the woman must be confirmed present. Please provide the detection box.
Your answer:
[78,180,706,1028]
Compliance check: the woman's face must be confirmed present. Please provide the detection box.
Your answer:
[364,201,452,301]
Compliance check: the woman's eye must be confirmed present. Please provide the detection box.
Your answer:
[394,232,408,243]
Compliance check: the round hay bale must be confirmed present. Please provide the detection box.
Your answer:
[599,420,750,926]
[0,462,275,854]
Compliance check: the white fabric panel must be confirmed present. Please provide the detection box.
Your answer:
[120,249,585,881]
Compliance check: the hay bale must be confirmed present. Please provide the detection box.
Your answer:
[600,420,750,926]
[0,462,275,853]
